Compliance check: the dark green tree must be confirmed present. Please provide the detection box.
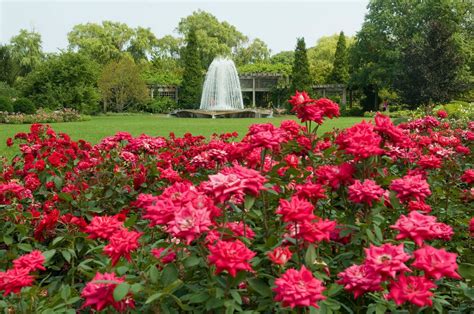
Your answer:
[328,31,349,84]
[179,29,203,109]
[0,45,20,85]
[21,52,100,113]
[395,0,467,106]
[290,38,312,94]
[350,0,471,109]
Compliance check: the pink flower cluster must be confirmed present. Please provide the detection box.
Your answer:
[288,91,340,125]
[0,251,46,296]
[391,211,453,246]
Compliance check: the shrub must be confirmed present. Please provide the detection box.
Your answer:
[0,96,13,113]
[0,108,90,124]
[13,98,36,114]
[146,97,178,113]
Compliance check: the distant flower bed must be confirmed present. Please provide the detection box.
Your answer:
[0,108,90,124]
[0,92,472,312]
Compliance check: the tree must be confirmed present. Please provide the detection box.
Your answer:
[350,0,471,109]
[394,0,467,106]
[127,27,159,62]
[98,56,149,112]
[235,38,271,66]
[0,45,20,85]
[179,29,203,109]
[290,38,312,94]
[270,51,294,66]
[308,34,354,84]
[328,32,349,84]
[154,35,183,59]
[177,10,247,68]
[21,52,100,113]
[68,21,158,64]
[9,29,43,76]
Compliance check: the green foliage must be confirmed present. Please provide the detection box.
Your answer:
[0,81,19,99]
[13,98,35,114]
[350,0,472,107]
[270,51,294,66]
[290,38,312,94]
[143,58,183,86]
[20,52,100,114]
[68,21,158,64]
[0,45,20,85]
[395,0,467,106]
[308,34,354,84]
[235,38,271,66]
[98,56,149,112]
[177,10,248,68]
[179,29,203,109]
[328,31,349,84]
[435,101,474,119]
[145,97,178,114]
[0,96,13,113]
[9,29,43,77]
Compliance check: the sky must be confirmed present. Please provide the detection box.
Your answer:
[0,0,369,54]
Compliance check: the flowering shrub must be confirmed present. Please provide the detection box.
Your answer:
[0,91,472,312]
[0,108,90,124]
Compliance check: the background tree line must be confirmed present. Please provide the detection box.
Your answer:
[0,1,472,114]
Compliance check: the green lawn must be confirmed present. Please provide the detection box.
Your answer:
[0,115,365,159]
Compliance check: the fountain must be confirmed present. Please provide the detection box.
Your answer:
[171,56,272,118]
[200,57,244,111]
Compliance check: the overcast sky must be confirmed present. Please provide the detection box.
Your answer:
[0,0,369,54]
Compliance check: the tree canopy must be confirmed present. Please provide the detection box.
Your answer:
[177,10,248,68]
[98,56,149,112]
[9,29,43,77]
[20,52,100,113]
[290,38,312,94]
[179,29,203,109]
[68,21,158,63]
[350,0,472,107]
[328,31,349,84]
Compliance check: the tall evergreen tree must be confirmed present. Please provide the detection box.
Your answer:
[328,31,349,84]
[179,29,203,109]
[290,38,312,94]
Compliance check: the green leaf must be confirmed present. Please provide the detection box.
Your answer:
[145,292,163,304]
[60,285,71,300]
[244,195,255,210]
[42,249,56,263]
[149,265,160,284]
[161,263,178,286]
[113,282,130,301]
[305,244,317,265]
[326,283,343,297]
[163,279,183,294]
[17,243,33,252]
[248,278,272,297]
[458,263,474,280]
[58,192,73,202]
[61,250,72,263]
[3,235,13,245]
[230,290,242,304]
[373,225,383,242]
[183,255,200,267]
[188,292,210,303]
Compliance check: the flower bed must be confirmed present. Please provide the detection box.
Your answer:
[0,92,472,312]
[0,108,90,124]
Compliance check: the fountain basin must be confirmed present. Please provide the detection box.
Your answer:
[170,109,273,118]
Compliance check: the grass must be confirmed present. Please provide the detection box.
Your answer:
[0,115,365,159]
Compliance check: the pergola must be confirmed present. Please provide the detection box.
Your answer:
[239,73,285,107]
[148,78,349,108]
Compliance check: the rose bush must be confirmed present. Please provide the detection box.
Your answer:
[0,92,472,313]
